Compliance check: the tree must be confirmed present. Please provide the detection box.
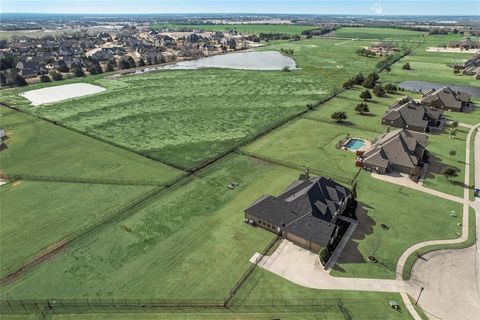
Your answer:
[13,74,27,87]
[453,68,460,74]
[127,56,136,68]
[353,73,365,85]
[50,70,63,81]
[449,150,457,157]
[331,111,348,123]
[384,83,397,93]
[402,62,411,70]
[40,75,51,83]
[355,102,369,115]
[73,67,85,77]
[441,167,458,180]
[360,89,372,101]
[372,84,386,97]
[106,61,115,72]
[342,79,354,89]
[138,58,146,67]
[385,66,392,74]
[362,72,379,88]
[57,63,69,73]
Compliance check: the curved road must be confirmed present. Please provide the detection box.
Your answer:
[406,125,480,320]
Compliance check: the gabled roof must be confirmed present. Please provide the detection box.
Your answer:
[245,176,351,247]
[362,129,427,170]
[421,86,470,111]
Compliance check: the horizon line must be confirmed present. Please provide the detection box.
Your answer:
[0,12,476,17]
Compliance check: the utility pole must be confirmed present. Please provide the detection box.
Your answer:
[415,287,424,306]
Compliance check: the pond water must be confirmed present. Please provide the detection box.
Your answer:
[399,81,480,98]
[159,51,297,71]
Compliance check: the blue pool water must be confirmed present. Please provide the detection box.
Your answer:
[345,139,365,150]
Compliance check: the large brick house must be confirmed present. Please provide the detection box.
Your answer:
[245,174,354,253]
[421,86,472,112]
[382,98,444,132]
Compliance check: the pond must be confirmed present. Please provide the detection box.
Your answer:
[399,81,480,98]
[159,51,297,71]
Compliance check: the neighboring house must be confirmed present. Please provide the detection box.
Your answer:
[358,129,428,176]
[421,86,472,112]
[161,36,175,47]
[368,42,400,55]
[15,60,42,78]
[382,99,445,132]
[245,173,355,254]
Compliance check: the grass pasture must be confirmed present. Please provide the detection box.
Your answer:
[151,23,316,35]
[0,107,183,184]
[2,38,384,170]
[381,44,479,87]
[242,118,378,183]
[0,181,153,276]
[0,155,300,299]
[332,27,426,41]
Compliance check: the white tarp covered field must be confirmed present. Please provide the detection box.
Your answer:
[20,83,106,106]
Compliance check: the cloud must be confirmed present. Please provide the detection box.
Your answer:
[370,2,384,15]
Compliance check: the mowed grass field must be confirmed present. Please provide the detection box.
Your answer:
[330,174,462,279]
[381,43,479,87]
[332,27,426,41]
[242,119,378,183]
[0,181,153,276]
[151,23,317,35]
[235,269,412,319]
[0,155,300,299]
[1,37,384,170]
[0,107,183,183]
[305,86,421,133]
[423,127,469,197]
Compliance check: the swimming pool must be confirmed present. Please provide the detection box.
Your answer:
[345,138,366,150]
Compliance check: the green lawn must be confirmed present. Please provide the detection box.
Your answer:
[151,23,317,35]
[0,155,301,299]
[402,207,476,280]
[242,118,378,183]
[0,181,153,277]
[0,38,383,170]
[381,44,479,87]
[444,100,480,126]
[305,86,420,133]
[235,268,412,319]
[0,107,183,183]
[332,27,426,41]
[422,127,468,197]
[330,173,462,279]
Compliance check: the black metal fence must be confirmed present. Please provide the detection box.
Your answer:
[224,235,281,306]
[237,150,359,186]
[6,174,171,187]
[0,176,186,281]
[0,297,347,316]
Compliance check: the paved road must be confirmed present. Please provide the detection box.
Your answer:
[405,124,480,319]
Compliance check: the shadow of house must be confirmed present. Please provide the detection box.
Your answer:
[425,154,461,178]
[334,202,375,265]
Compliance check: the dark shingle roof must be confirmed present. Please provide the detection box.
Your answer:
[245,176,350,246]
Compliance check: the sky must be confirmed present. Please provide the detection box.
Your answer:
[1,0,479,16]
